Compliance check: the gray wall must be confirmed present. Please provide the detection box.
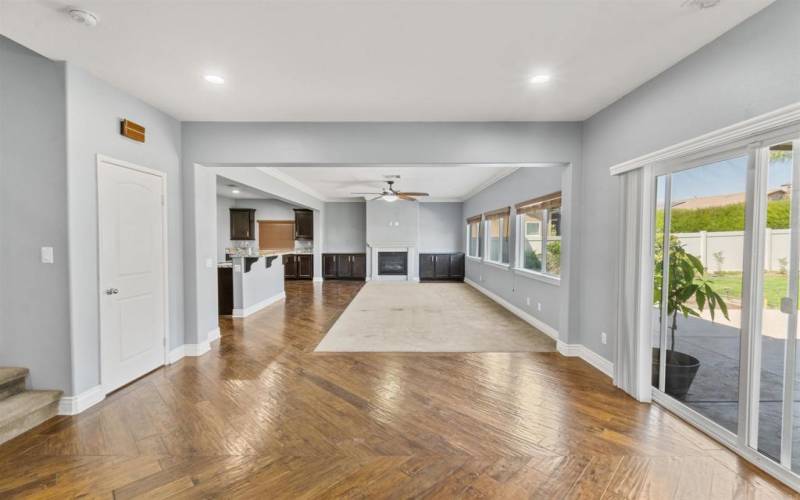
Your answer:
[0,37,72,393]
[216,196,234,260]
[66,65,183,395]
[418,202,464,253]
[463,166,566,332]
[578,0,800,360]
[324,202,366,253]
[366,199,419,245]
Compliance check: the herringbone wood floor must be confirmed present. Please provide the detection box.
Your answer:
[0,281,796,499]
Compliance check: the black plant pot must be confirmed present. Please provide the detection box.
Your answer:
[651,348,700,399]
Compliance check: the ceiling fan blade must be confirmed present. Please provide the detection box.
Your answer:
[370,195,384,201]
[397,192,429,197]
[351,192,383,195]
[398,194,418,201]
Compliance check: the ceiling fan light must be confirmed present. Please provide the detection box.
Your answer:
[383,194,398,202]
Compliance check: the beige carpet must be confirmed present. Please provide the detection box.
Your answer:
[315,282,556,352]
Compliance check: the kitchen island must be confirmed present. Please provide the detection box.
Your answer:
[218,250,294,318]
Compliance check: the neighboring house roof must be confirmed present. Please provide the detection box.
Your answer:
[672,186,790,210]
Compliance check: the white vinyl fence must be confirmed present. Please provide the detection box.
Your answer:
[675,229,790,273]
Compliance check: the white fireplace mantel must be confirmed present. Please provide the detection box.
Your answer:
[368,245,418,281]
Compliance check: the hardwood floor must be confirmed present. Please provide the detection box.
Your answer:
[0,281,796,499]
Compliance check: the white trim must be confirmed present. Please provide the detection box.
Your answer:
[465,278,558,340]
[232,291,286,318]
[466,255,482,262]
[557,341,614,378]
[312,277,324,283]
[256,166,329,201]
[653,390,800,493]
[513,267,561,286]
[461,167,520,200]
[609,102,800,175]
[168,340,212,364]
[483,260,510,271]
[207,327,221,342]
[96,154,170,393]
[58,385,105,416]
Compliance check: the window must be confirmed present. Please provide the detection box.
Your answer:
[466,216,482,258]
[484,208,510,264]
[516,192,561,277]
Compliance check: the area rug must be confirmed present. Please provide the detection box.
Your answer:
[314,282,556,352]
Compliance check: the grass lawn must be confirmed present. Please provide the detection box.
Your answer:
[708,271,788,309]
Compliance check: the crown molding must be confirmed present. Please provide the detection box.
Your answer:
[256,166,330,201]
[609,102,800,176]
[460,167,520,201]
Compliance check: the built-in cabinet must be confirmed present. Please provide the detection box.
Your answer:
[217,267,233,315]
[230,208,255,240]
[294,209,313,240]
[323,253,366,280]
[283,254,313,280]
[419,252,465,281]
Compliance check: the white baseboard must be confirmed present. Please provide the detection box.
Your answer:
[167,339,212,364]
[313,277,324,283]
[464,278,558,340]
[464,278,614,378]
[207,327,221,342]
[58,385,104,415]
[232,291,286,318]
[557,340,614,378]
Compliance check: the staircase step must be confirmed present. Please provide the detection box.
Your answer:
[0,390,62,445]
[0,367,28,401]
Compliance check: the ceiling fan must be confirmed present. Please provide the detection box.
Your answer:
[351,180,429,202]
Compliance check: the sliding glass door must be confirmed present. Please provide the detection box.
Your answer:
[652,154,748,434]
[650,135,800,481]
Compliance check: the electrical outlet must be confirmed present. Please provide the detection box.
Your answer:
[601,332,607,345]
[41,246,54,264]
[479,275,483,282]
[537,302,542,312]
[526,297,531,306]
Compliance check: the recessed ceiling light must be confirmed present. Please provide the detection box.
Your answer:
[232,189,241,194]
[529,74,551,84]
[204,75,225,85]
[68,9,99,27]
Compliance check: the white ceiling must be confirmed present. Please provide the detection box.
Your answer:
[0,0,772,122]
[216,176,275,200]
[269,165,529,201]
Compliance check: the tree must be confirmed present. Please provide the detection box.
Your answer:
[653,236,730,351]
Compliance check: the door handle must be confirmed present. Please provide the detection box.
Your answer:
[105,288,119,295]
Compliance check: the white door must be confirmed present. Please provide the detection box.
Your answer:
[98,157,166,393]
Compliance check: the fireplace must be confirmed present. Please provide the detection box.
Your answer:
[378,251,408,275]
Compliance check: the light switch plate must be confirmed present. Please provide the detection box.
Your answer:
[41,246,54,264]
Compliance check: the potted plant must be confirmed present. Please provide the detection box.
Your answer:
[652,236,729,398]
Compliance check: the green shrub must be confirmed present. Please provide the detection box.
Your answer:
[655,199,790,233]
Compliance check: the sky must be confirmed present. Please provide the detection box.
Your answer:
[658,153,793,203]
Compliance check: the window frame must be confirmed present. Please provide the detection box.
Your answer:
[514,192,562,283]
[465,216,483,260]
[483,208,510,266]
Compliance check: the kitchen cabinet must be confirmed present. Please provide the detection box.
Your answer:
[283,254,313,280]
[294,209,314,241]
[419,253,465,281]
[322,253,366,280]
[218,267,233,315]
[230,208,255,240]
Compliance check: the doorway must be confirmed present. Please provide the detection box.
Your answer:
[648,136,800,482]
[97,155,168,394]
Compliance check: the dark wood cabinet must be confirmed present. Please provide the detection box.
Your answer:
[230,208,255,240]
[283,254,313,280]
[323,254,338,278]
[322,253,366,280]
[419,253,465,281]
[294,209,313,241]
[217,267,233,315]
